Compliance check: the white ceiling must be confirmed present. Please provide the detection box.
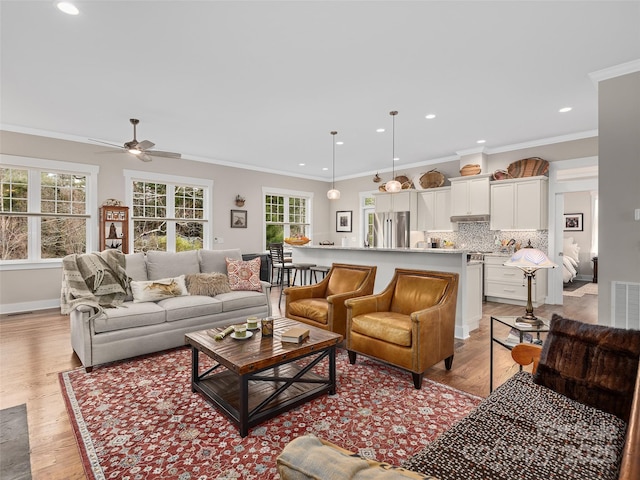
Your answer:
[1,1,639,181]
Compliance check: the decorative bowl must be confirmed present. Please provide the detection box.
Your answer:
[284,238,310,246]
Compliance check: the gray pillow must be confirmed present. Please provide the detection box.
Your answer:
[125,252,147,281]
[146,250,200,280]
[199,248,242,273]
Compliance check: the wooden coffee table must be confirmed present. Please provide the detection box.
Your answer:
[184,317,342,437]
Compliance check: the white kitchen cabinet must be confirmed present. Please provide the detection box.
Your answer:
[417,187,456,231]
[374,191,418,229]
[450,175,490,217]
[490,177,548,230]
[484,254,547,307]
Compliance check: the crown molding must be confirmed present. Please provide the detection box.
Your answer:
[589,59,640,85]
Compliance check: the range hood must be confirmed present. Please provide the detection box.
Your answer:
[450,214,490,223]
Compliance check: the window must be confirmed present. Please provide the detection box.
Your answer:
[360,192,376,247]
[125,170,212,252]
[263,188,313,248]
[0,155,98,267]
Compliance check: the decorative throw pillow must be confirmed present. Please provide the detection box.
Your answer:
[534,313,640,421]
[184,273,232,296]
[225,256,262,292]
[130,275,189,303]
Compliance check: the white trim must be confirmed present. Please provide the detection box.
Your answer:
[0,298,60,316]
[124,169,214,252]
[589,59,640,85]
[0,155,99,264]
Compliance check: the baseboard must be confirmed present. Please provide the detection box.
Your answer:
[0,299,60,317]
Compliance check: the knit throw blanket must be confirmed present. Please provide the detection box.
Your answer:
[61,250,130,320]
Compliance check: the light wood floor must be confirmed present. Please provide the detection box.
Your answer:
[0,289,597,479]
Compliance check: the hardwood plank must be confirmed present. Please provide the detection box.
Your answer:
[0,287,597,478]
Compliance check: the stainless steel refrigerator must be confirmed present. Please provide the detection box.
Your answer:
[373,211,410,249]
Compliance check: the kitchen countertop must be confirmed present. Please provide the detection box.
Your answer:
[292,245,467,254]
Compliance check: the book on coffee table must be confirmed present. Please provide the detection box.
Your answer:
[281,326,310,343]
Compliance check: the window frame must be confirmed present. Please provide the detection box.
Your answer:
[124,169,213,253]
[0,155,98,271]
[262,187,313,250]
[359,190,377,248]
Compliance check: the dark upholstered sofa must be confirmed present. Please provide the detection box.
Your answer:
[276,315,640,480]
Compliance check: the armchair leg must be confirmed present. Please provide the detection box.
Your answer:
[444,354,454,370]
[347,351,357,364]
[412,372,423,389]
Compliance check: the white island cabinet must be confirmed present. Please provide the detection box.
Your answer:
[289,245,482,339]
[484,253,547,307]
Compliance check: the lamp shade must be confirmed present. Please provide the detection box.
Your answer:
[327,188,341,200]
[503,248,557,271]
[385,179,402,192]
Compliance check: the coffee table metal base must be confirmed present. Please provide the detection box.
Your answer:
[190,345,337,437]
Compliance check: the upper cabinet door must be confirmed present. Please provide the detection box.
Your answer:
[490,177,548,230]
[450,176,490,216]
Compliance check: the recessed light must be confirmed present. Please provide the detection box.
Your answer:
[425,114,436,119]
[559,107,572,113]
[476,139,486,144]
[57,2,79,15]
[336,141,344,145]
[298,163,305,167]
[322,167,328,171]
[376,128,385,133]
[394,157,400,161]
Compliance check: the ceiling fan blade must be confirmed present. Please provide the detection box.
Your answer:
[146,150,182,159]
[138,152,153,162]
[137,139,155,150]
[89,138,125,149]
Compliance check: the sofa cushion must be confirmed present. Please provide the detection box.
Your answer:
[158,295,223,322]
[226,256,262,292]
[146,250,200,280]
[326,268,368,297]
[277,434,434,480]
[391,275,448,316]
[199,248,242,273]
[93,301,166,333]
[403,371,627,480]
[184,273,231,296]
[125,252,148,281]
[534,314,640,421]
[288,298,330,325]
[124,252,148,301]
[352,312,412,347]
[130,275,189,303]
[215,290,268,312]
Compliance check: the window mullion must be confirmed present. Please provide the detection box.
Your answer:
[166,185,176,252]
[29,169,41,261]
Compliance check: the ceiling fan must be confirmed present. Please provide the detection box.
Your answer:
[91,118,182,162]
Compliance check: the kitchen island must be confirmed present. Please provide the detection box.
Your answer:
[290,245,482,339]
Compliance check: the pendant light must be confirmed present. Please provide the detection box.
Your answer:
[385,111,402,193]
[327,130,341,200]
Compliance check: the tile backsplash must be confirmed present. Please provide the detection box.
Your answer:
[427,222,548,253]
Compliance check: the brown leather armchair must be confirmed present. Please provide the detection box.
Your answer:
[345,268,459,389]
[284,263,377,338]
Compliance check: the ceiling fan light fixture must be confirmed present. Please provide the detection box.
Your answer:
[128,148,141,155]
[327,131,341,200]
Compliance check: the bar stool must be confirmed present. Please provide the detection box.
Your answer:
[291,263,316,286]
[310,265,330,283]
[268,243,293,307]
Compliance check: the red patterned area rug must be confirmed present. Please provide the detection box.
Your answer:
[59,347,482,480]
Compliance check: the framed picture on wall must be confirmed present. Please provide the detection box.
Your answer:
[231,209,247,228]
[336,210,352,232]
[563,213,583,231]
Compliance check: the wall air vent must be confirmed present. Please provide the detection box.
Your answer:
[611,281,640,330]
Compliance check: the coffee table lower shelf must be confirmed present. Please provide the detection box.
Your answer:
[191,347,336,437]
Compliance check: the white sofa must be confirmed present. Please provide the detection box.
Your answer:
[66,249,272,371]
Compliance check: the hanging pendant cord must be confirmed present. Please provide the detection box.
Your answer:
[331,131,337,189]
[390,111,398,179]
